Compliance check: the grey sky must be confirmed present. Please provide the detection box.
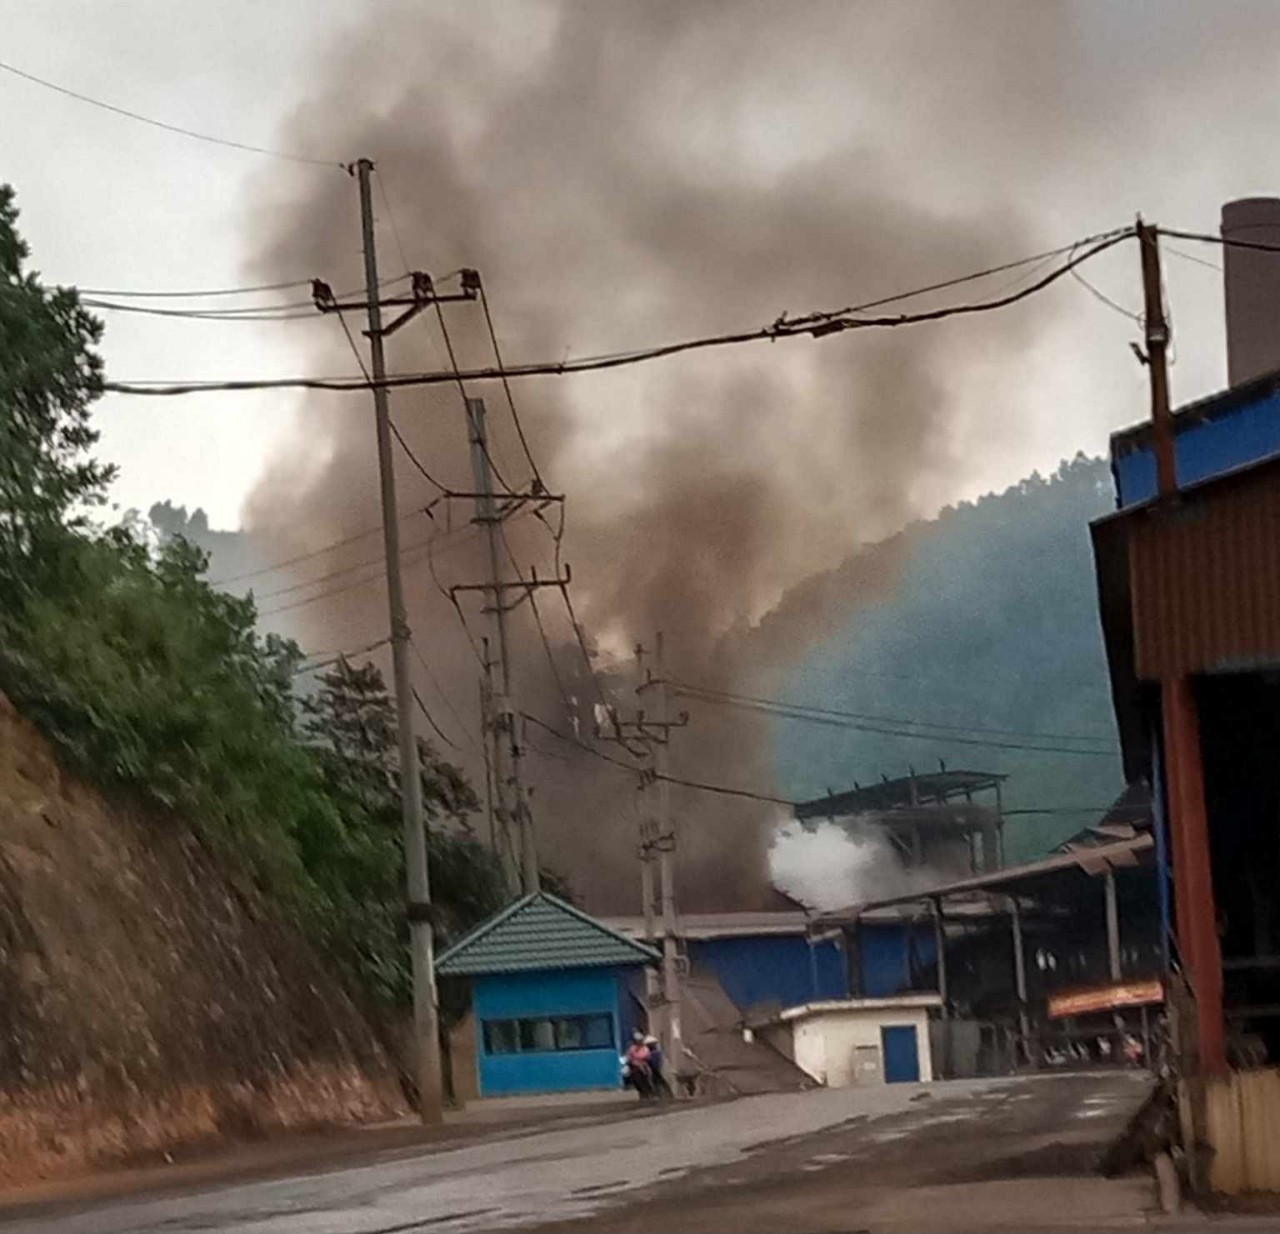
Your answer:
[2,0,1276,540]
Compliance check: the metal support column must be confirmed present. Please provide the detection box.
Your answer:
[1010,895,1030,1063]
[1105,868,1122,984]
[1161,674,1225,1074]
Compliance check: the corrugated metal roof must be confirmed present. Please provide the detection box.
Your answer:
[604,912,812,941]
[816,833,1154,923]
[436,892,660,977]
[1111,365,1280,459]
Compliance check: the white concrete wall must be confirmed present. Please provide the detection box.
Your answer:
[789,1007,933,1087]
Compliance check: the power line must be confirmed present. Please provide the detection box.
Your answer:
[103,227,1136,396]
[331,302,454,496]
[82,298,318,322]
[79,273,410,304]
[249,534,436,603]
[389,420,451,494]
[1067,237,1142,324]
[521,711,793,807]
[409,637,480,754]
[426,532,488,671]
[413,686,462,753]
[291,636,390,676]
[82,275,412,322]
[803,226,1132,322]
[374,170,412,279]
[0,58,342,169]
[674,681,1116,746]
[675,686,1116,758]
[499,526,576,722]
[208,523,387,588]
[78,278,313,299]
[430,296,516,495]
[1158,226,1280,257]
[255,558,389,617]
[479,280,543,489]
[1162,244,1222,274]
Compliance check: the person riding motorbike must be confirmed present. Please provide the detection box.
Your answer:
[643,1035,672,1098]
[622,1031,655,1098]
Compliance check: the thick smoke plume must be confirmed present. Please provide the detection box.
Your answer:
[234,1,1143,912]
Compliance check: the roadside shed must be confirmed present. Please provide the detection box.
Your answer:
[437,892,660,1097]
[755,995,941,1087]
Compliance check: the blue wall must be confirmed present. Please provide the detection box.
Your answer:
[858,921,938,998]
[1114,386,1280,506]
[473,967,629,1096]
[689,936,848,1011]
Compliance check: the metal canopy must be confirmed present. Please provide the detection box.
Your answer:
[815,833,1154,924]
[794,770,1006,821]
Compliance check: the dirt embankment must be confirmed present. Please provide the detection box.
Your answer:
[0,693,406,1189]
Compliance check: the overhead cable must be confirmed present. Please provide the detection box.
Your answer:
[1158,226,1280,256]
[412,686,462,753]
[673,681,1116,746]
[78,273,409,305]
[103,228,1137,396]
[0,58,343,168]
[409,638,480,753]
[520,712,793,807]
[291,637,391,676]
[79,278,313,299]
[675,686,1116,758]
[479,280,543,489]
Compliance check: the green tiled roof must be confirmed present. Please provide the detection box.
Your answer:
[436,892,661,976]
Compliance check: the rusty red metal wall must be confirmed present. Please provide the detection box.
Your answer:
[1129,464,1280,679]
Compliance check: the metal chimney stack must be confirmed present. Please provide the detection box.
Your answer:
[1222,197,1280,387]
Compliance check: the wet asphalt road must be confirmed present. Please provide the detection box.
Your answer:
[0,1072,1154,1234]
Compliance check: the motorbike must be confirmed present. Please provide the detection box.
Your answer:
[620,1054,658,1100]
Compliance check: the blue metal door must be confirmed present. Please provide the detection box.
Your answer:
[881,1024,920,1083]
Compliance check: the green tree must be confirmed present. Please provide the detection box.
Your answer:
[300,657,508,1004]
[0,186,509,1029]
[0,185,113,597]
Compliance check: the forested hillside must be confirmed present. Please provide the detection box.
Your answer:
[156,456,1125,866]
[773,455,1124,860]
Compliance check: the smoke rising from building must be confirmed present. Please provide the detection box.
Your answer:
[235,1,1280,911]
[769,816,955,912]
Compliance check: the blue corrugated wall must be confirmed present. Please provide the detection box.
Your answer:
[688,935,848,1011]
[473,967,628,1096]
[1113,386,1280,506]
[858,921,937,998]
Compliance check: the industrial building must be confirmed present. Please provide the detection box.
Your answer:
[1092,198,1280,1079]
[794,769,1007,875]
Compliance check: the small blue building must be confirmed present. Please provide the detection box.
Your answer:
[437,892,660,1097]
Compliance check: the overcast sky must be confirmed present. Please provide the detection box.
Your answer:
[4,1,1279,534]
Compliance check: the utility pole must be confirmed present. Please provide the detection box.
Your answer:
[315,178,560,1104]
[1137,218,1176,498]
[595,642,689,1063]
[465,396,538,894]
[352,157,442,1124]
[625,634,689,1071]
[1136,218,1225,1076]
[649,633,684,1063]
[638,798,660,1005]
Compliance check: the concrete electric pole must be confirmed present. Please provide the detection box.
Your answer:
[465,396,539,895]
[600,636,689,1070]
[353,156,443,1124]
[643,632,685,1068]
